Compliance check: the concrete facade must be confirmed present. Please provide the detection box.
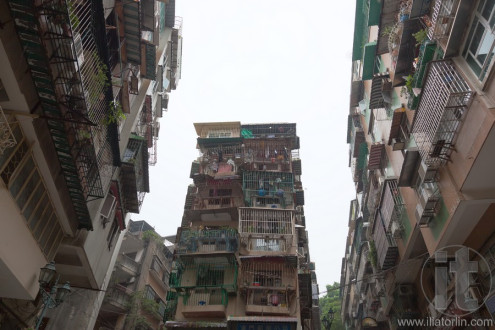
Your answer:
[341,0,495,329]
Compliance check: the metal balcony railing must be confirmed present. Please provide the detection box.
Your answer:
[239,208,294,235]
[184,288,228,307]
[427,0,458,47]
[176,228,239,254]
[117,254,139,274]
[240,259,296,289]
[170,255,238,292]
[8,0,119,229]
[411,60,473,167]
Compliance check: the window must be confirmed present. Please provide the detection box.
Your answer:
[207,130,232,138]
[107,218,119,250]
[462,0,495,81]
[0,123,64,260]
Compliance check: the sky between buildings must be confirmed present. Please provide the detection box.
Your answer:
[139,0,357,289]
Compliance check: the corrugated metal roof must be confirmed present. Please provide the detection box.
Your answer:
[368,143,385,170]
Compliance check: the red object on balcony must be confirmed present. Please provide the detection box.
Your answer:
[270,294,280,306]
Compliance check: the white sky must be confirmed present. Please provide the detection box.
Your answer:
[139,0,357,288]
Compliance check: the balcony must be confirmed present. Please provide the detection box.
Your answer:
[176,228,239,254]
[121,135,150,213]
[104,285,132,312]
[373,212,398,270]
[116,253,139,276]
[239,208,294,236]
[426,0,471,57]
[242,171,294,208]
[407,41,438,110]
[378,179,406,238]
[8,0,121,229]
[241,123,297,140]
[411,60,474,167]
[170,17,183,90]
[182,288,228,318]
[170,255,238,293]
[415,181,441,226]
[240,256,297,286]
[245,288,290,316]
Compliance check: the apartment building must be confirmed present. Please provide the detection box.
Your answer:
[341,0,495,328]
[0,0,182,328]
[164,122,320,330]
[95,220,174,330]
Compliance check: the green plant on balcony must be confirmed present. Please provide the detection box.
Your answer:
[87,52,110,108]
[413,29,428,46]
[103,101,126,125]
[67,0,80,30]
[142,230,164,243]
[141,298,161,318]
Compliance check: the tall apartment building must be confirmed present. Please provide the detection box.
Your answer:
[341,0,495,328]
[0,0,182,328]
[164,122,320,330]
[95,220,174,330]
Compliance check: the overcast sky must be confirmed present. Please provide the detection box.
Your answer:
[139,0,357,289]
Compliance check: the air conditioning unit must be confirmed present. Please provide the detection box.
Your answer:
[73,33,85,66]
[392,138,406,151]
[398,284,414,296]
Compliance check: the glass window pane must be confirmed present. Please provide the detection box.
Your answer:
[32,194,49,233]
[15,171,40,210]
[9,156,34,198]
[482,0,495,21]
[467,54,483,77]
[481,47,495,80]
[477,30,495,64]
[23,183,44,221]
[463,18,479,57]
[470,22,486,55]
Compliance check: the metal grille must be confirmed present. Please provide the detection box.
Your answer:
[379,179,405,232]
[243,171,294,208]
[184,288,228,307]
[412,60,473,167]
[170,256,237,292]
[239,208,293,235]
[427,0,458,47]
[240,259,295,287]
[176,228,239,254]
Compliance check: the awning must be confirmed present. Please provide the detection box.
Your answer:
[352,0,367,61]
[368,0,382,26]
[388,108,406,145]
[362,41,377,80]
[398,150,421,187]
[123,1,141,64]
[368,144,385,170]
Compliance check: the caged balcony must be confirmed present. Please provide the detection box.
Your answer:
[8,0,121,229]
[242,171,294,209]
[411,60,474,167]
[175,227,239,254]
[181,288,228,318]
[121,134,150,213]
[169,255,238,293]
[378,179,406,239]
